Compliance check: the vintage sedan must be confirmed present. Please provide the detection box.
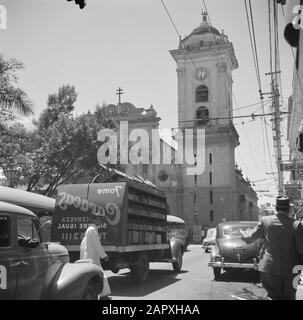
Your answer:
[0,187,104,300]
[208,221,262,279]
[202,228,216,253]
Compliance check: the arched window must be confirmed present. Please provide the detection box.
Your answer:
[196,85,209,103]
[196,106,209,125]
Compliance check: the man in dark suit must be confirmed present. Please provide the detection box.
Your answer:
[243,196,303,300]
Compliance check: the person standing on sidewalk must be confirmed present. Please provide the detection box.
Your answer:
[242,196,303,300]
[80,216,112,300]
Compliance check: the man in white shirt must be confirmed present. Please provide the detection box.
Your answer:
[80,217,111,300]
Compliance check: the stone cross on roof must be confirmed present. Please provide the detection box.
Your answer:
[116,87,124,104]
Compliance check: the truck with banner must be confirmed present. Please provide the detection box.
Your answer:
[51,171,184,283]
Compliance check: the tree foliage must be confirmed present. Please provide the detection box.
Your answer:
[37,84,77,130]
[0,54,33,124]
[0,84,117,196]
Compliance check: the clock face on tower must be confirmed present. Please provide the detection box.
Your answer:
[195,67,208,81]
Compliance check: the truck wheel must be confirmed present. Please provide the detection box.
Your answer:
[213,268,221,279]
[172,247,183,272]
[82,281,98,300]
[130,254,149,284]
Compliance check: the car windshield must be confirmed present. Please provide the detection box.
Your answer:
[222,226,255,238]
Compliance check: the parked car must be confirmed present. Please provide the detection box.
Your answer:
[0,186,104,300]
[202,228,216,253]
[208,221,262,279]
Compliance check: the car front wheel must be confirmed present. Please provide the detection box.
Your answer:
[172,247,183,272]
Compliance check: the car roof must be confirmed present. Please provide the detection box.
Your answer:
[218,221,259,228]
[0,201,36,217]
[0,186,55,213]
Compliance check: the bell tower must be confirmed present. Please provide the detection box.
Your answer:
[170,11,239,128]
[168,12,242,227]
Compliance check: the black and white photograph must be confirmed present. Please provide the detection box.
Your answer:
[1,0,303,304]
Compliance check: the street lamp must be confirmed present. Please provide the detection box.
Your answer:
[5,169,18,188]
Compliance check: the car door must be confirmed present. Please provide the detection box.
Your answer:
[0,214,18,300]
[16,215,50,300]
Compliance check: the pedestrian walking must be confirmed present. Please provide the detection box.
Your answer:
[242,196,303,300]
[80,216,112,300]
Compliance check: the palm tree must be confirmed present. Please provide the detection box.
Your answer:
[0,54,34,119]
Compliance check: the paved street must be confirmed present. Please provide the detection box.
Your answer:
[106,245,267,300]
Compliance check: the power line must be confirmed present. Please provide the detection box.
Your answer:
[233,99,271,112]
[201,0,239,122]
[160,0,198,72]
[268,0,273,76]
[160,0,181,38]
[251,99,271,114]
[244,0,263,97]
[179,111,289,122]
[251,177,277,183]
[243,0,277,184]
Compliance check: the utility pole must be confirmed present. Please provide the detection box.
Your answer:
[263,72,284,195]
[272,81,284,195]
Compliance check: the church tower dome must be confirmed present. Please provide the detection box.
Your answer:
[180,11,229,50]
[190,11,220,36]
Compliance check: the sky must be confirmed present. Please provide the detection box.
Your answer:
[0,0,295,200]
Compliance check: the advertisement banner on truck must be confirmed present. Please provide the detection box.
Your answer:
[52,182,127,246]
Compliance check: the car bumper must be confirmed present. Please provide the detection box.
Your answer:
[208,258,258,270]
